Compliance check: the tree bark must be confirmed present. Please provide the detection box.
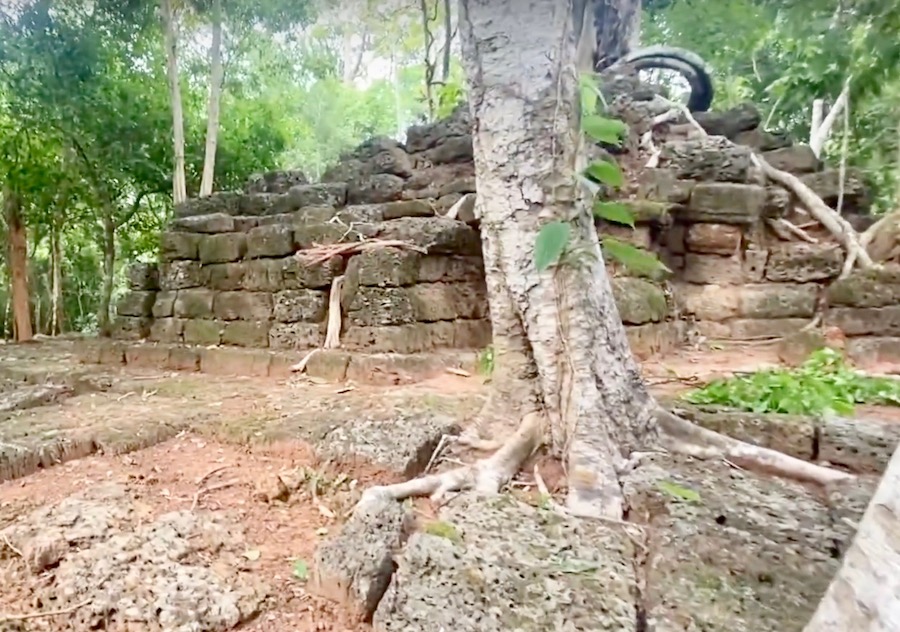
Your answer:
[440,0,453,82]
[459,0,658,518]
[199,0,224,198]
[49,215,64,335]
[805,444,900,631]
[591,0,641,70]
[161,0,188,205]
[97,209,116,337]
[3,189,33,342]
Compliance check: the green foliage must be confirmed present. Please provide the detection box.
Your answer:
[593,201,635,228]
[657,480,702,504]
[476,346,495,377]
[291,559,309,581]
[423,520,462,543]
[534,221,572,272]
[683,348,900,415]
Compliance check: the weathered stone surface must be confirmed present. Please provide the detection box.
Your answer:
[776,327,844,366]
[152,291,177,318]
[160,231,202,261]
[268,322,323,350]
[737,284,819,319]
[659,137,753,183]
[405,105,471,153]
[199,347,271,376]
[342,321,491,353]
[417,255,484,283]
[273,290,327,323]
[636,169,695,203]
[376,217,481,255]
[818,415,900,473]
[116,291,156,317]
[127,263,159,291]
[244,169,308,194]
[743,247,769,282]
[183,320,224,345]
[292,223,357,249]
[287,183,348,209]
[733,128,793,151]
[111,317,150,340]
[627,321,685,359]
[242,259,281,292]
[373,494,636,632]
[421,135,473,164]
[407,283,488,322]
[213,292,273,321]
[762,145,821,174]
[277,255,344,290]
[826,266,900,308]
[846,336,900,367]
[159,261,203,290]
[170,213,236,234]
[764,186,790,217]
[765,244,843,282]
[728,318,809,339]
[246,224,295,259]
[348,174,405,205]
[683,182,767,224]
[403,164,474,198]
[174,289,216,319]
[826,305,900,336]
[693,103,761,138]
[381,199,434,220]
[173,191,242,218]
[684,223,742,255]
[149,318,184,343]
[199,233,247,264]
[800,168,871,214]
[346,287,415,327]
[125,345,171,370]
[348,249,423,287]
[311,499,413,623]
[222,321,270,347]
[204,262,246,291]
[611,278,668,324]
[682,254,745,285]
[676,284,740,321]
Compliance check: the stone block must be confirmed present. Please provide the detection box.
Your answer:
[97,340,127,364]
[777,328,844,367]
[626,321,684,359]
[601,224,653,249]
[826,306,900,336]
[203,262,247,291]
[287,183,348,208]
[438,177,476,197]
[675,284,739,321]
[762,145,821,174]
[242,259,281,292]
[116,291,156,317]
[728,318,809,339]
[125,345,171,370]
[183,319,223,345]
[381,199,435,220]
[222,321,271,347]
[199,233,247,264]
[310,499,413,623]
[233,216,259,232]
[408,283,488,322]
[764,187,791,217]
[127,263,159,291]
[213,291,273,321]
[682,253,744,285]
[611,278,668,325]
[348,249,423,287]
[273,290,327,323]
[664,224,686,254]
[277,256,344,290]
[693,102,760,138]
[167,347,200,371]
[238,193,279,216]
[765,244,843,282]
[377,217,481,255]
[800,168,870,214]
[417,256,484,283]
[421,135,473,165]
[817,415,900,473]
[743,247,769,282]
[826,267,900,308]
[159,261,203,290]
[636,168,694,204]
[344,354,458,386]
[111,316,150,340]
[149,317,184,343]
[683,183,767,224]
[292,223,354,249]
[173,191,241,218]
[453,319,492,348]
[659,137,753,183]
[152,291,176,318]
[342,320,490,353]
[246,225,296,259]
[305,351,352,382]
[736,284,819,319]
[268,322,323,350]
[347,287,416,327]
[244,169,309,194]
[170,213,235,233]
[199,347,271,377]
[846,337,900,368]
[173,289,216,319]
[684,223,742,255]
[160,232,201,261]
[733,128,792,151]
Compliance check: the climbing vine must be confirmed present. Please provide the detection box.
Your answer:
[533,74,670,276]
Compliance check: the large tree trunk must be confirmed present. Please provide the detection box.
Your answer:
[199,0,224,198]
[805,445,900,631]
[592,0,641,70]
[3,189,33,342]
[97,210,116,336]
[161,0,187,205]
[459,0,657,518]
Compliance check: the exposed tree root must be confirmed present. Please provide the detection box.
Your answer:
[323,275,344,349]
[295,238,427,267]
[766,217,819,243]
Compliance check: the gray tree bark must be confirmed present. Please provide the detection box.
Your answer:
[161,0,187,205]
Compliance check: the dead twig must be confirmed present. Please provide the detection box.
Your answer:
[1,533,22,557]
[191,478,241,511]
[195,464,232,487]
[0,599,91,623]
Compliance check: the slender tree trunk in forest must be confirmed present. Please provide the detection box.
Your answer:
[440,0,452,82]
[162,0,187,205]
[3,189,33,342]
[49,217,64,335]
[805,445,900,631]
[199,0,224,198]
[97,210,116,336]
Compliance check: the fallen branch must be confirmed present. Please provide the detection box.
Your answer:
[191,478,240,511]
[295,239,427,267]
[0,599,91,623]
[766,217,818,243]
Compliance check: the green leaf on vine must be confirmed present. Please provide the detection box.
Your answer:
[582,115,628,146]
[585,159,625,188]
[534,221,572,272]
[593,201,635,227]
[601,237,670,277]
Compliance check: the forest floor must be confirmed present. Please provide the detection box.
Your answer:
[0,338,898,631]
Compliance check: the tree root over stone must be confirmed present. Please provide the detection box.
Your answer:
[359,403,853,518]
